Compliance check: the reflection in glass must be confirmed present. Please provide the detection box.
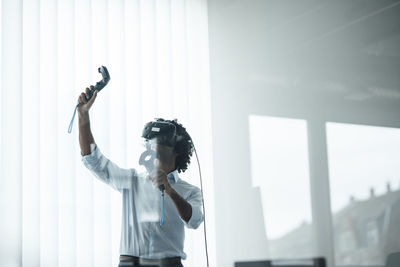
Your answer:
[326,123,400,266]
[248,115,313,258]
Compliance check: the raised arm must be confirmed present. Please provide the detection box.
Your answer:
[77,85,98,155]
[78,86,133,191]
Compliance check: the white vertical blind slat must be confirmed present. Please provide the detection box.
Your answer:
[155,0,173,118]
[107,0,126,266]
[39,0,59,265]
[22,0,40,266]
[170,0,188,122]
[125,0,143,168]
[139,0,157,122]
[90,0,112,266]
[0,0,23,267]
[57,0,77,265]
[74,0,94,266]
[108,0,126,166]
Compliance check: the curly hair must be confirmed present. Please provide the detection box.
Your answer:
[152,118,194,173]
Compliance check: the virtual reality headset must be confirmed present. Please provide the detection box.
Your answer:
[142,121,178,147]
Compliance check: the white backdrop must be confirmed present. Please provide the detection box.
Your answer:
[0,0,216,266]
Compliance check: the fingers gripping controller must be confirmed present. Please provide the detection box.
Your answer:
[68,66,110,133]
[82,66,110,103]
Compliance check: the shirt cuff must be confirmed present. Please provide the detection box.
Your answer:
[184,205,204,229]
[81,143,101,170]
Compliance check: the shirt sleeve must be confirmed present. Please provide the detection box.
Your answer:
[183,186,204,229]
[81,143,135,191]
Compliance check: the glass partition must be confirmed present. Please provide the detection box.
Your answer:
[326,122,400,266]
[249,115,314,258]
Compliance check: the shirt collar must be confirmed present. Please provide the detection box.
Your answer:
[167,170,179,183]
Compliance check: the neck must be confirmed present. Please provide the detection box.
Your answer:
[157,161,175,175]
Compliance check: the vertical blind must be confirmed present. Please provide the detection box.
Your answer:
[0,0,215,266]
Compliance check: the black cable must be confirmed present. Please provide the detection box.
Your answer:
[191,139,209,267]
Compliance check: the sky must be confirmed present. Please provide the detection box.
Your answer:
[326,122,400,212]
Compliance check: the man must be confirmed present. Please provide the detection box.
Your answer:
[77,85,204,267]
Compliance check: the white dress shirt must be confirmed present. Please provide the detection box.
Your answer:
[81,143,204,259]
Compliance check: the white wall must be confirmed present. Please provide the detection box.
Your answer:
[207,1,400,266]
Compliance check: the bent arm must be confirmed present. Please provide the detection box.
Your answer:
[166,186,204,228]
[77,88,132,190]
[166,187,193,223]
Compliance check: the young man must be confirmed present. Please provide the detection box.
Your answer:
[78,86,204,267]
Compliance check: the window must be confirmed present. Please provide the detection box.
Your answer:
[249,115,314,258]
[326,122,400,266]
